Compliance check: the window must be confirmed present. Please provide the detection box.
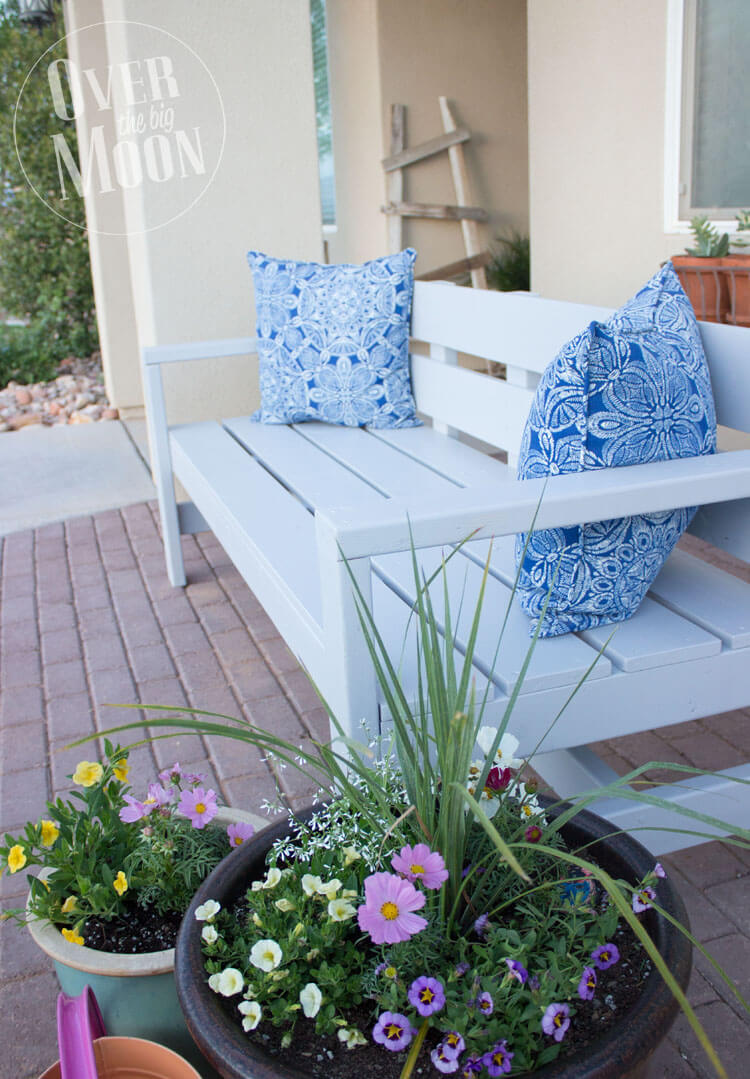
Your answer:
[310,0,336,227]
[677,0,750,220]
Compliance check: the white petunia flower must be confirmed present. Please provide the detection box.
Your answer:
[299,982,322,1018]
[328,898,356,922]
[195,900,221,922]
[301,873,323,896]
[201,924,219,945]
[342,846,360,866]
[476,726,523,768]
[208,973,223,993]
[316,878,341,899]
[249,939,283,972]
[338,1027,367,1049]
[274,898,296,912]
[263,867,282,890]
[238,1000,262,1031]
[217,968,244,996]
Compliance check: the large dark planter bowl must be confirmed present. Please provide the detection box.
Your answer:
[176,803,692,1079]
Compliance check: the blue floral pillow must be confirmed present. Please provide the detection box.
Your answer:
[247,248,420,428]
[515,262,717,637]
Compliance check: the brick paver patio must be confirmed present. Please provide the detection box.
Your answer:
[1,503,748,1077]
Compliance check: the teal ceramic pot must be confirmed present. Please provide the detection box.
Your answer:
[27,808,263,1077]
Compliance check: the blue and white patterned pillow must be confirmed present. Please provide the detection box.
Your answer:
[247,248,420,428]
[515,262,717,637]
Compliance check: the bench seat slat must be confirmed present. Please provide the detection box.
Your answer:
[373,426,511,486]
[170,422,323,646]
[373,547,612,694]
[650,549,750,648]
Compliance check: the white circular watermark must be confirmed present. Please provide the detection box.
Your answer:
[13,20,226,236]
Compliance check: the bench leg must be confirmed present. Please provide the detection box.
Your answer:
[316,516,380,752]
[143,363,186,587]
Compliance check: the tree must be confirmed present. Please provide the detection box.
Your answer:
[0,2,99,375]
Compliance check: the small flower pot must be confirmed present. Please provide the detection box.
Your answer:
[672,255,728,322]
[27,809,262,1078]
[39,1035,203,1079]
[174,803,692,1079]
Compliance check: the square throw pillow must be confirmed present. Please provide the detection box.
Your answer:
[247,248,420,428]
[515,262,717,637]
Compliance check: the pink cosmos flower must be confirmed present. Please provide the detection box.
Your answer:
[158,762,182,785]
[227,821,256,848]
[145,783,172,808]
[391,843,448,890]
[357,872,427,944]
[119,794,152,823]
[178,786,218,829]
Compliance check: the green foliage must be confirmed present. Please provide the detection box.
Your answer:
[1,742,232,936]
[486,231,531,292]
[685,216,730,257]
[0,323,57,385]
[0,4,99,370]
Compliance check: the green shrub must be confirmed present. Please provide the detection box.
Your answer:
[0,324,57,386]
[487,231,531,292]
[0,3,99,378]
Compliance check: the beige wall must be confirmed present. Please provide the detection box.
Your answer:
[528,0,689,306]
[67,0,323,422]
[326,0,529,275]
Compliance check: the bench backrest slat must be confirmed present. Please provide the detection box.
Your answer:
[409,281,750,561]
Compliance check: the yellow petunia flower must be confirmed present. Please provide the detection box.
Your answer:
[112,758,130,782]
[61,895,77,914]
[7,845,27,874]
[113,871,128,896]
[72,761,103,787]
[40,819,60,847]
[61,927,84,946]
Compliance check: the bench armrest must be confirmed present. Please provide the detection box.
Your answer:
[142,337,258,367]
[319,449,750,559]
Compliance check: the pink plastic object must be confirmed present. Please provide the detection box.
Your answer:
[56,986,106,1079]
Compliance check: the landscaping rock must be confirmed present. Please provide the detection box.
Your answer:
[0,354,115,433]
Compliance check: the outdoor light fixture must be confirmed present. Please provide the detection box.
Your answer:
[17,0,56,30]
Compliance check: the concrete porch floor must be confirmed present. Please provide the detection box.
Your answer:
[1,502,749,1077]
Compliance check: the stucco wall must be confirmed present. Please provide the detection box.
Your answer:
[528,0,688,306]
[66,0,323,422]
[326,0,529,275]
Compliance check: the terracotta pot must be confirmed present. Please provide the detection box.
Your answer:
[671,255,728,322]
[175,803,692,1079]
[39,1035,203,1079]
[27,808,263,1078]
[720,255,750,326]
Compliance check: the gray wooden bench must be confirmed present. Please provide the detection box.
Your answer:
[143,281,750,854]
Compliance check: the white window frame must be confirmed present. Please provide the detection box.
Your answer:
[664,0,746,235]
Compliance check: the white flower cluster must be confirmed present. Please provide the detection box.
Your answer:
[466,727,544,822]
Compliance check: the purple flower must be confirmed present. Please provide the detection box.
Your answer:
[177,786,218,829]
[477,991,494,1016]
[474,913,490,939]
[357,872,427,945]
[485,766,511,791]
[460,1056,483,1077]
[431,1044,460,1073]
[158,762,182,785]
[528,974,540,991]
[454,961,470,977]
[391,843,449,890]
[227,821,256,848]
[119,794,151,823]
[184,770,208,786]
[407,975,445,1016]
[591,942,620,970]
[632,886,657,913]
[145,783,172,808]
[578,966,597,1001]
[541,1002,570,1042]
[503,958,528,984]
[440,1032,465,1059]
[372,1012,414,1052]
[482,1040,514,1075]
[654,862,666,879]
[525,824,543,843]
